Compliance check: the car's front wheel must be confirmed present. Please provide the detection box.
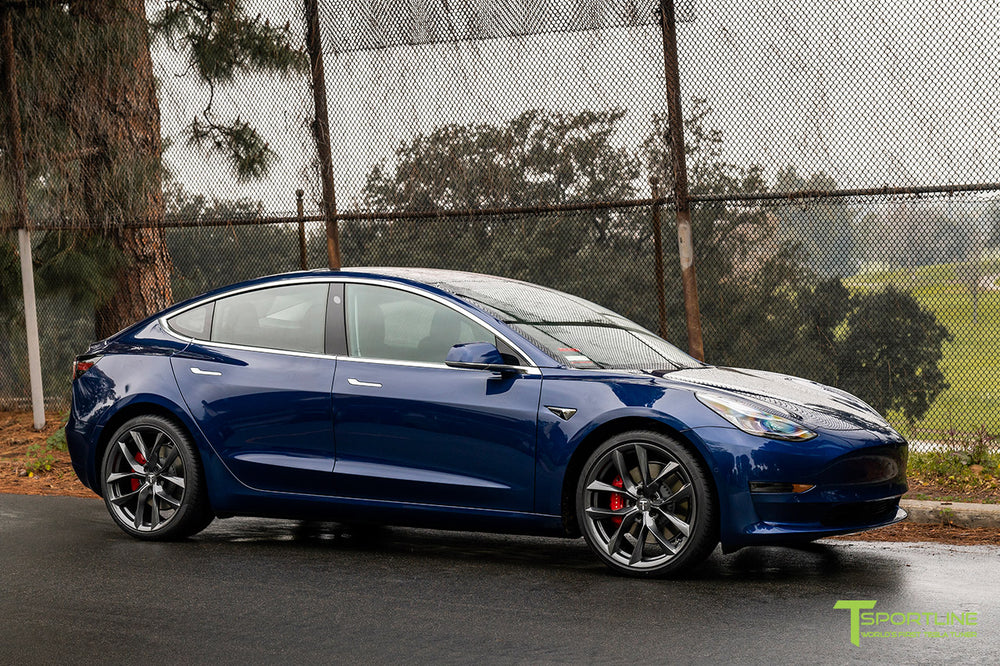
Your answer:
[576,430,717,577]
[100,415,213,540]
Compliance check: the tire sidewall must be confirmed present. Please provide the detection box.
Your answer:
[100,414,207,541]
[575,430,717,577]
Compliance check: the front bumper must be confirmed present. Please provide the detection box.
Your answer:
[688,426,908,551]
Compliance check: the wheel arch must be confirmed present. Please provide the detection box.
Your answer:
[93,399,202,497]
[558,416,718,538]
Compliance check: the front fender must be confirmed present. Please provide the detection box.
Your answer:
[534,370,721,515]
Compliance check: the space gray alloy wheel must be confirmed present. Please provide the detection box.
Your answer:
[577,431,717,577]
[101,415,212,540]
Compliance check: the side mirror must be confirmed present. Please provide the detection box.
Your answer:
[445,342,523,375]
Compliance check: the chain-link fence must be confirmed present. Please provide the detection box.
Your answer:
[3,1,1000,453]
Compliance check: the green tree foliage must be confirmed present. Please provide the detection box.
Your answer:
[836,288,951,422]
[0,182,304,404]
[0,237,19,316]
[2,0,307,340]
[0,230,122,317]
[772,166,856,277]
[351,109,657,325]
[32,234,125,311]
[0,235,107,406]
[642,102,830,379]
[363,108,639,210]
[2,3,155,226]
[163,180,304,301]
[854,201,974,272]
[349,102,951,421]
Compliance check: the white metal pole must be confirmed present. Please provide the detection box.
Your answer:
[17,228,44,430]
[4,10,43,429]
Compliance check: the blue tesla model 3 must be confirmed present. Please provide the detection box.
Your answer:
[67,268,907,576]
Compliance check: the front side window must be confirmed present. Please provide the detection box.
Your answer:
[346,284,496,363]
[211,283,329,354]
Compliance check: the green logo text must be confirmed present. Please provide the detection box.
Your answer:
[834,600,978,647]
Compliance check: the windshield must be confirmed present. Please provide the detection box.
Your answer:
[352,268,704,371]
[452,281,702,371]
[507,322,701,370]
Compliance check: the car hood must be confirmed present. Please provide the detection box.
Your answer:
[654,366,897,435]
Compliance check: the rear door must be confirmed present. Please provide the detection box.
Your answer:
[169,282,339,495]
[330,282,541,512]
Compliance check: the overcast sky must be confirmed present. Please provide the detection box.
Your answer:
[152,0,1000,216]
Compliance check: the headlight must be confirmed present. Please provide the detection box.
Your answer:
[696,392,817,441]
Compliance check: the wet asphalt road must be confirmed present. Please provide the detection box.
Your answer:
[1,494,997,665]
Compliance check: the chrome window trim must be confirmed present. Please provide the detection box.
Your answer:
[163,333,541,375]
[336,354,542,375]
[159,275,542,372]
[163,334,339,362]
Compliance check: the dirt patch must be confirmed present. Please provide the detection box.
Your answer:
[830,521,1000,546]
[0,411,98,500]
[906,475,1000,504]
[0,410,63,453]
[2,411,1000,544]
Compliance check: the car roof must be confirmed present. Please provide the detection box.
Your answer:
[341,267,629,327]
[135,267,562,368]
[135,268,631,366]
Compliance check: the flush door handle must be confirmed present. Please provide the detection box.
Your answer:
[347,377,382,388]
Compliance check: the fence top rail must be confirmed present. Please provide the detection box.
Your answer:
[13,181,1000,231]
[690,182,1000,204]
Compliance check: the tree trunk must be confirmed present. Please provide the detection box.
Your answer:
[70,0,172,339]
[93,226,173,338]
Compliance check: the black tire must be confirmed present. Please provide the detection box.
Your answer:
[576,430,717,577]
[100,414,213,540]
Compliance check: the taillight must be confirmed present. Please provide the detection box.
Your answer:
[73,356,102,380]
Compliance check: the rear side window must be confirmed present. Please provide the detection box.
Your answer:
[167,303,214,339]
[211,283,329,354]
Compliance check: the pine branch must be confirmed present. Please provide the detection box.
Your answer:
[150,0,306,181]
[186,115,275,183]
[152,0,306,84]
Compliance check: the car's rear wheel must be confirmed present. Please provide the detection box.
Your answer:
[576,430,717,577]
[101,415,213,540]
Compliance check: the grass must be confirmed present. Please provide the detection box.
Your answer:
[22,411,68,476]
[908,449,1000,501]
[843,261,1000,442]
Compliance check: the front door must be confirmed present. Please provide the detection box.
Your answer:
[331,283,540,511]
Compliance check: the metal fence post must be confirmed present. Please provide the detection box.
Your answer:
[296,189,307,270]
[657,0,705,361]
[649,177,668,340]
[2,8,44,429]
[16,230,44,429]
[304,0,341,270]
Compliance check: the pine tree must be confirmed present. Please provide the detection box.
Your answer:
[1,0,305,338]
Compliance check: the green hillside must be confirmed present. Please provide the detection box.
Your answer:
[843,261,1000,443]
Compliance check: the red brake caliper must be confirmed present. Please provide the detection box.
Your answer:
[131,452,147,492]
[610,476,624,525]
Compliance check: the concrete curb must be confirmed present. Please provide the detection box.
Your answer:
[900,499,1000,529]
